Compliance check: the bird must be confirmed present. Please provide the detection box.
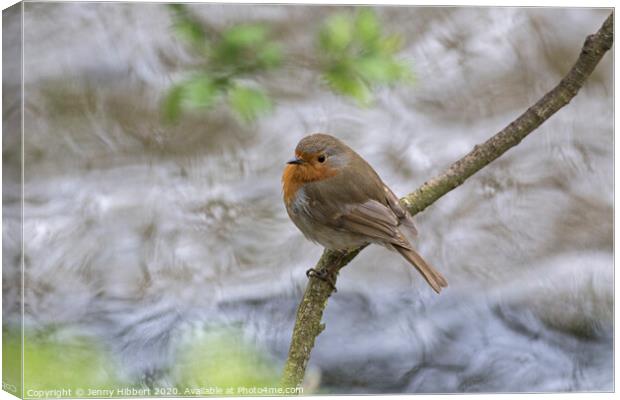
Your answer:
[281,133,447,293]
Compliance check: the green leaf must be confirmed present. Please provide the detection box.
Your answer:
[256,43,283,69]
[354,56,398,84]
[169,4,208,49]
[355,9,380,47]
[324,66,372,105]
[223,24,268,48]
[183,75,220,108]
[228,86,273,121]
[319,14,354,53]
[354,56,414,85]
[316,9,415,106]
[162,85,185,123]
[379,34,403,54]
[174,20,207,47]
[213,24,275,70]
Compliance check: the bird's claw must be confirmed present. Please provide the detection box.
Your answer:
[306,268,338,292]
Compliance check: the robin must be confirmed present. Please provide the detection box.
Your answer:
[282,133,447,293]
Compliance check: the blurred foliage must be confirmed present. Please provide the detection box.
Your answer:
[164,6,415,122]
[3,328,22,396]
[24,332,122,397]
[318,9,415,105]
[165,4,281,123]
[172,328,281,395]
[8,327,127,396]
[5,326,283,397]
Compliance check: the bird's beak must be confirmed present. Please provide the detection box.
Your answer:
[287,157,304,165]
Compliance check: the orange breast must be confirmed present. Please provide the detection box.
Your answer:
[282,165,302,205]
[282,163,337,205]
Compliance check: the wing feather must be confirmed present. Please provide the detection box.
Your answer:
[384,185,418,236]
[337,200,411,248]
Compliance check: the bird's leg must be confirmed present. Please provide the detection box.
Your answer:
[305,249,349,292]
[305,267,338,292]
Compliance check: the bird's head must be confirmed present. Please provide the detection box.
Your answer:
[281,133,351,202]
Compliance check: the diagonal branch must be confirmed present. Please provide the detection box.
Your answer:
[281,12,613,389]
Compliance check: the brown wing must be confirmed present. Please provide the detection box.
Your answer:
[336,200,412,248]
[384,185,418,236]
[337,199,447,293]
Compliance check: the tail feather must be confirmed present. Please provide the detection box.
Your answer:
[395,246,447,294]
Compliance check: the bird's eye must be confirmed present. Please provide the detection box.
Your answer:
[317,155,326,163]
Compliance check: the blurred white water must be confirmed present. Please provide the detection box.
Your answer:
[3,4,612,393]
